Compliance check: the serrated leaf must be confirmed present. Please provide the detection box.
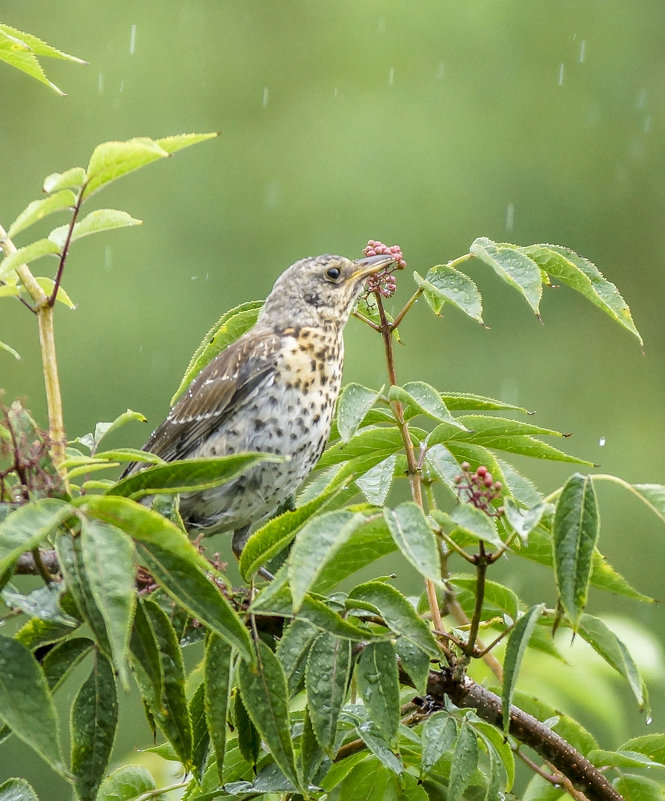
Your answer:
[441,391,530,414]
[0,635,67,777]
[620,734,665,765]
[524,244,642,346]
[594,477,665,526]
[8,190,76,239]
[109,452,283,499]
[301,706,325,786]
[289,510,367,611]
[316,427,408,470]
[97,765,156,801]
[91,409,148,450]
[237,640,302,791]
[233,690,260,768]
[347,580,439,656]
[189,682,209,781]
[355,453,397,506]
[553,473,599,627]
[41,637,93,693]
[204,633,233,782]
[48,209,142,249]
[141,599,192,767]
[502,604,545,735]
[448,574,519,621]
[1,583,77,626]
[383,502,443,586]
[170,300,263,404]
[43,167,87,194]
[0,23,85,62]
[390,381,462,426]
[71,652,118,801]
[0,498,72,574]
[306,632,351,755]
[614,775,665,801]
[448,719,479,801]
[356,641,400,747]
[336,383,383,442]
[136,540,252,660]
[474,720,515,791]
[394,637,430,694]
[420,711,457,777]
[504,498,547,542]
[33,277,76,309]
[432,504,502,548]
[0,778,40,801]
[414,265,484,323]
[276,619,317,697]
[81,518,135,689]
[577,614,647,711]
[0,238,60,281]
[588,749,664,769]
[471,237,543,315]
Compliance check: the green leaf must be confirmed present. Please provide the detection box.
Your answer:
[81,519,135,689]
[394,637,430,694]
[501,604,545,735]
[83,134,217,199]
[289,510,368,611]
[41,637,94,693]
[504,498,547,543]
[170,300,263,404]
[204,633,233,782]
[448,718,479,801]
[240,467,348,580]
[577,614,647,711]
[383,502,443,586]
[337,383,383,442]
[474,719,515,791]
[237,640,302,791]
[0,499,72,575]
[441,391,530,414]
[470,237,543,315]
[553,473,599,627]
[71,652,118,801]
[316,427,407,470]
[0,238,60,281]
[390,381,462,426]
[356,454,397,506]
[8,190,76,239]
[233,690,260,768]
[620,735,665,765]
[448,574,519,621]
[276,619,317,696]
[300,706,325,786]
[43,167,87,194]
[356,641,400,746]
[97,765,156,801]
[347,580,439,656]
[189,682,209,781]
[594,477,665,526]
[0,23,85,62]
[33,277,76,309]
[432,505,502,548]
[128,603,163,731]
[414,265,484,323]
[588,749,664,769]
[48,209,142,249]
[109,452,283,499]
[306,632,352,755]
[524,244,642,346]
[420,711,457,777]
[0,779,40,801]
[136,540,252,661]
[141,599,192,767]
[0,635,67,777]
[0,340,20,360]
[613,775,665,801]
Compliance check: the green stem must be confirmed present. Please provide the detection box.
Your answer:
[465,543,487,656]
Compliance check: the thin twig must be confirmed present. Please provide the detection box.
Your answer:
[390,287,423,330]
[465,544,487,656]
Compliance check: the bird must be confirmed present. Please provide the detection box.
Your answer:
[126,252,395,557]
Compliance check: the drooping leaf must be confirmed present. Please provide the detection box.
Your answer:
[502,604,546,735]
[128,602,163,733]
[204,633,233,782]
[189,682,209,782]
[524,244,642,345]
[0,499,71,574]
[336,382,384,442]
[0,635,67,777]
[553,473,599,627]
[448,718,479,801]
[300,706,325,786]
[71,652,118,801]
[233,690,260,768]
[41,637,94,693]
[0,238,60,280]
[170,300,263,404]
[504,498,547,542]
[0,340,20,360]
[414,265,484,323]
[276,619,318,696]
[289,510,367,611]
[356,641,401,746]
[394,636,430,694]
[420,711,457,777]
[96,765,156,801]
[135,540,252,660]
[432,504,502,548]
[237,640,302,791]
[347,580,439,655]
[8,190,76,239]
[470,237,543,315]
[81,518,135,689]
[306,632,352,754]
[383,502,443,586]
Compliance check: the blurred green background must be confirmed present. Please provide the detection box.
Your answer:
[2,0,664,796]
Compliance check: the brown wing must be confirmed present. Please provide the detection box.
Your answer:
[124,328,280,472]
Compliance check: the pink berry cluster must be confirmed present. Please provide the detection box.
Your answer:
[454,462,504,517]
[362,239,407,298]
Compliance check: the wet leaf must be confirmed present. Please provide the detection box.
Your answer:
[306,632,352,754]
[356,641,400,746]
[337,383,383,442]
[448,719,479,801]
[383,502,442,586]
[204,633,233,782]
[470,237,542,315]
[414,264,484,323]
[420,711,457,777]
[502,604,546,734]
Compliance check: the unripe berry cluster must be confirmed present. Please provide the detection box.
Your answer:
[454,462,504,517]
[362,239,407,298]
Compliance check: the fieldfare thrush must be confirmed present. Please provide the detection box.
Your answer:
[127,253,394,556]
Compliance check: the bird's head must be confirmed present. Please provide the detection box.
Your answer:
[260,253,395,329]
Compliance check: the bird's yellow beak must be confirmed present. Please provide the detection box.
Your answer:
[351,254,395,281]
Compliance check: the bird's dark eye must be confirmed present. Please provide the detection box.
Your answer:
[325,266,341,282]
